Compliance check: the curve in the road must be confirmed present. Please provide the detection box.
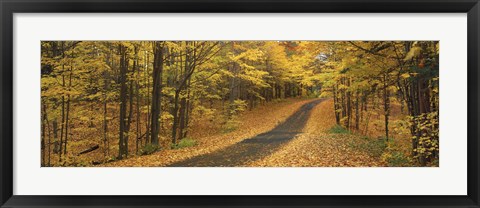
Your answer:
[168,99,324,167]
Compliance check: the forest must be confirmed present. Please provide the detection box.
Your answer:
[41,41,439,167]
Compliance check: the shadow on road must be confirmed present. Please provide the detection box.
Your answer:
[168,99,324,167]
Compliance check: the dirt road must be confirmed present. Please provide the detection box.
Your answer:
[168,99,324,167]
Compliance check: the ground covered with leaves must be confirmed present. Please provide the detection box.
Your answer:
[250,99,416,167]
[103,98,314,167]
[104,98,413,167]
[249,99,385,167]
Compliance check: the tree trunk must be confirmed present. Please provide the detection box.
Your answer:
[346,78,351,129]
[63,65,72,156]
[103,93,109,158]
[228,62,236,118]
[183,91,192,139]
[178,96,187,140]
[118,44,128,159]
[172,90,180,144]
[41,103,46,166]
[150,41,164,146]
[333,84,340,125]
[135,47,141,154]
[125,72,134,156]
[383,74,390,141]
[145,49,150,146]
[44,107,52,167]
[53,120,59,154]
[355,91,360,130]
[59,58,65,161]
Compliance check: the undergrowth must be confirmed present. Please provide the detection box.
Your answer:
[171,137,197,149]
[139,144,160,155]
[329,125,350,134]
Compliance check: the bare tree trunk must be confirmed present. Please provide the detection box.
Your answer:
[103,93,108,159]
[181,77,193,139]
[183,91,192,139]
[125,47,138,156]
[172,42,191,144]
[346,78,352,130]
[59,51,65,162]
[145,48,150,146]
[228,63,236,118]
[172,90,180,144]
[125,77,133,156]
[118,44,128,159]
[135,47,141,154]
[178,96,187,140]
[383,74,390,141]
[150,41,164,146]
[64,65,72,156]
[355,91,360,130]
[45,107,52,167]
[41,103,46,166]
[333,84,340,125]
[53,120,59,154]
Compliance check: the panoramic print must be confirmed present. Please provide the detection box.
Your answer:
[40,41,439,167]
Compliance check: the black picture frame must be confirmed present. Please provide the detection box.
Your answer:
[1,0,479,207]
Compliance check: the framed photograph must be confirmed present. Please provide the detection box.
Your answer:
[1,0,479,207]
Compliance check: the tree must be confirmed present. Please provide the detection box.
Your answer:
[118,43,129,159]
[150,41,164,146]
